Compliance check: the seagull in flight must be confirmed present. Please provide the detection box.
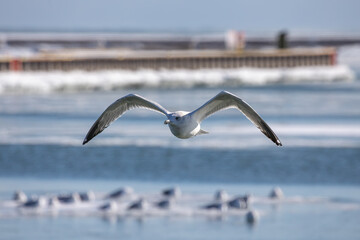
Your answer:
[83,91,282,146]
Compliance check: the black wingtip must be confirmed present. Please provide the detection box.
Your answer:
[276,140,282,146]
[82,121,100,145]
[83,138,89,145]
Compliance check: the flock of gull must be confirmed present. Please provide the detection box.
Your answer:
[9,186,284,224]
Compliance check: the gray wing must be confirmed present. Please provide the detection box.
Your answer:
[83,94,169,145]
[190,91,282,146]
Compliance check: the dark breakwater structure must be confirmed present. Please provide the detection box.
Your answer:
[0,31,345,71]
[0,48,336,72]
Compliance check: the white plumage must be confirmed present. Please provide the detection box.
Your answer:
[83,91,282,146]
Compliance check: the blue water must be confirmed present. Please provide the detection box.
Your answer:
[1,81,360,239]
[1,145,360,184]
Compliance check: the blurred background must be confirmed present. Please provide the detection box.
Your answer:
[0,0,360,239]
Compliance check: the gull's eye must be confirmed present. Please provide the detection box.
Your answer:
[175,117,180,120]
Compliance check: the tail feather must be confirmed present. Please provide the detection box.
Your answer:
[197,129,209,136]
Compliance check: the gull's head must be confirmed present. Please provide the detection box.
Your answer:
[164,111,189,126]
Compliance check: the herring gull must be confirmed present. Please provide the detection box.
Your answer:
[83,91,282,146]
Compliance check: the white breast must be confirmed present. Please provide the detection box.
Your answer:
[168,116,200,139]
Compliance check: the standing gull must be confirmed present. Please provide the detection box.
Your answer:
[83,91,282,146]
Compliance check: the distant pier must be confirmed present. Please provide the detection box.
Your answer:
[0,48,336,72]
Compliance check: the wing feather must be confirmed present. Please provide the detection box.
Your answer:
[83,94,169,145]
[190,91,282,146]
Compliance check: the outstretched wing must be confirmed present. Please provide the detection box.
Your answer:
[83,94,169,145]
[190,91,282,146]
